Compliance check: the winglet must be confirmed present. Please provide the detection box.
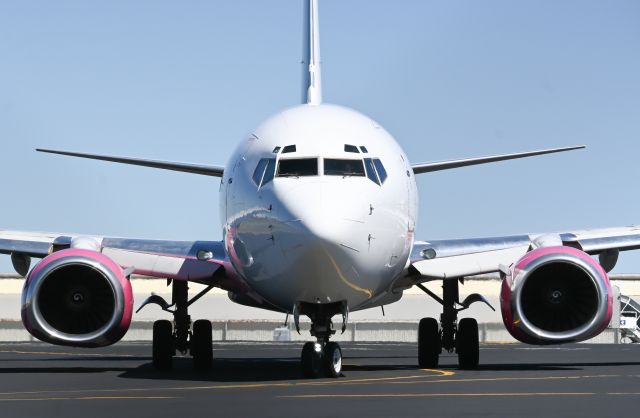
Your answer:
[302,0,322,105]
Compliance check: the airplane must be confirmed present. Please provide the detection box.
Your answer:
[2,0,640,378]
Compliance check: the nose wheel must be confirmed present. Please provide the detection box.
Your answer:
[301,341,343,378]
[323,342,343,378]
[301,342,323,377]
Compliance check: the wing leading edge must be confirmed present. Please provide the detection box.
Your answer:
[0,230,246,291]
[404,226,640,286]
[411,145,584,174]
[36,149,224,177]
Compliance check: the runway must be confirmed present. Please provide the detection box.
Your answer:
[1,342,640,417]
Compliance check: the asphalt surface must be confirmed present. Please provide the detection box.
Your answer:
[1,342,640,418]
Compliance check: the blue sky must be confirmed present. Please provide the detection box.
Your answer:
[1,0,639,273]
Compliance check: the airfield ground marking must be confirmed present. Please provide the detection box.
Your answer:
[1,348,628,399]
[0,368,454,398]
[279,392,597,399]
[388,374,621,385]
[0,396,178,402]
[0,350,137,358]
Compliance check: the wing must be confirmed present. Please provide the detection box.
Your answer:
[399,226,640,289]
[36,149,224,177]
[411,145,584,174]
[0,229,244,292]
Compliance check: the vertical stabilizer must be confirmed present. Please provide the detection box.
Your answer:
[301,0,322,105]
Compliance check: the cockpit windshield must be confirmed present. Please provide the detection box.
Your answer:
[277,158,318,177]
[324,159,365,177]
[259,156,385,183]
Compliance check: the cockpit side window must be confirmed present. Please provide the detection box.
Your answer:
[263,158,276,184]
[277,158,318,177]
[324,159,365,176]
[252,159,269,186]
[373,159,388,184]
[363,158,380,184]
[252,158,276,188]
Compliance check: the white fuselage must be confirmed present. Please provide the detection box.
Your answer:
[221,104,418,312]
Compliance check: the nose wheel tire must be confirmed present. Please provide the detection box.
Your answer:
[191,319,213,370]
[456,317,479,369]
[152,320,174,370]
[301,342,324,378]
[323,342,343,378]
[418,317,440,368]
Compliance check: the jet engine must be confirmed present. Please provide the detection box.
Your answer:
[21,249,133,347]
[500,246,612,344]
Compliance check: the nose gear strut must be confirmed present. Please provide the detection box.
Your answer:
[295,301,348,378]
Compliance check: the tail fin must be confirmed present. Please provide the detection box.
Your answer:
[301,0,322,105]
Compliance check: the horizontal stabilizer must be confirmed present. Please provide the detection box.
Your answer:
[411,145,585,174]
[36,149,224,177]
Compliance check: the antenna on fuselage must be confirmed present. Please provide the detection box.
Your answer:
[302,0,322,105]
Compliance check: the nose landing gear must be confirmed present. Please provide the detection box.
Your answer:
[300,339,344,378]
[295,301,347,378]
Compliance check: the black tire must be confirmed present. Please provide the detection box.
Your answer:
[301,342,323,378]
[192,319,213,370]
[418,317,440,368]
[323,342,342,378]
[152,320,174,370]
[457,317,479,369]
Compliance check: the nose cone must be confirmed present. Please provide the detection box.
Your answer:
[274,180,367,245]
[269,179,376,305]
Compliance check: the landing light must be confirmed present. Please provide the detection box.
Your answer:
[421,248,437,260]
[197,250,214,261]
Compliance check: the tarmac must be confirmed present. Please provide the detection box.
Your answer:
[1,342,640,418]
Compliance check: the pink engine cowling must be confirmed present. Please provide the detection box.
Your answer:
[500,246,613,345]
[21,249,133,347]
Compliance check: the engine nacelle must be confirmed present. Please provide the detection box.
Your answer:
[21,249,133,347]
[500,246,612,344]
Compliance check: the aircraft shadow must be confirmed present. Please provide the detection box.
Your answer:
[0,356,149,363]
[0,366,132,373]
[118,356,426,382]
[3,351,640,380]
[1,360,639,378]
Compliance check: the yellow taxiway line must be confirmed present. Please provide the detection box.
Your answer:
[0,368,454,398]
[0,350,137,358]
[280,392,597,399]
[0,396,177,402]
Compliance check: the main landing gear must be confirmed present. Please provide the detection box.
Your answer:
[295,301,347,378]
[416,278,494,369]
[137,280,215,370]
